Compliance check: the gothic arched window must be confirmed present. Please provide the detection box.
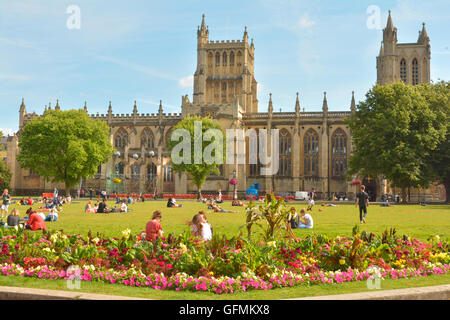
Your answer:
[230,52,235,65]
[237,51,242,66]
[222,52,228,66]
[146,163,157,179]
[412,58,419,85]
[215,52,220,67]
[304,129,319,177]
[164,164,174,182]
[141,128,154,150]
[115,162,124,175]
[331,128,347,177]
[278,129,292,176]
[115,128,128,149]
[400,59,407,83]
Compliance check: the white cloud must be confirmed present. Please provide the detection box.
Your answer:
[298,13,316,29]
[178,75,194,88]
[0,128,15,136]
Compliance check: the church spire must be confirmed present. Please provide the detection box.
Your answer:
[158,100,163,114]
[107,101,112,114]
[295,92,300,114]
[386,10,394,31]
[243,26,248,42]
[268,93,273,114]
[84,101,88,113]
[350,91,356,113]
[418,22,429,44]
[322,91,328,113]
[55,99,60,111]
[197,14,209,38]
[133,100,138,114]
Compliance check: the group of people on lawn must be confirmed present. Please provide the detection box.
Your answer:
[2,184,376,240]
[1,189,60,231]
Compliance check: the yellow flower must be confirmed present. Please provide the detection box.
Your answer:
[267,241,276,248]
[121,228,131,239]
[339,259,346,265]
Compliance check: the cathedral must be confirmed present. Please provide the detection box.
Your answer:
[6,12,445,201]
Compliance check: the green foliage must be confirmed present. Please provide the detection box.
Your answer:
[167,116,226,191]
[0,160,11,190]
[346,82,448,200]
[418,81,450,202]
[17,109,113,194]
[244,194,292,241]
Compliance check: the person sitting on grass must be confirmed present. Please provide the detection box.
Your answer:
[45,207,59,222]
[297,208,313,229]
[287,207,300,229]
[215,189,223,204]
[190,212,212,241]
[27,197,33,206]
[5,208,21,230]
[145,210,163,241]
[97,200,111,213]
[25,207,47,231]
[119,200,128,213]
[85,200,96,213]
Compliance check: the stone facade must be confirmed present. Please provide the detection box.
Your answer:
[5,13,445,201]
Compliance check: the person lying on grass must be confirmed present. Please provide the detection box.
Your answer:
[167,197,182,208]
[210,200,237,213]
[232,200,245,206]
[45,207,59,221]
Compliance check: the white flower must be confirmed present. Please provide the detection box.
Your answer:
[92,237,100,245]
[267,241,276,248]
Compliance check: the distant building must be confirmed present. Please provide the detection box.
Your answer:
[5,13,445,202]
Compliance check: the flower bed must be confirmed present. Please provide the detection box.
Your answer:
[0,227,448,294]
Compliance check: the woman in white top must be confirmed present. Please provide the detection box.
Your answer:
[120,201,128,212]
[190,213,212,241]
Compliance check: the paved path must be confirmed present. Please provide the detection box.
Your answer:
[288,284,450,300]
[0,285,149,300]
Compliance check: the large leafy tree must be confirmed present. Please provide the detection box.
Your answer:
[419,81,450,203]
[167,116,226,195]
[346,82,447,203]
[17,109,113,195]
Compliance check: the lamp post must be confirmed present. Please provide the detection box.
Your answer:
[147,150,158,199]
[233,168,238,200]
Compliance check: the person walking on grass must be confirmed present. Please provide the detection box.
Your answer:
[356,185,369,224]
[1,189,11,218]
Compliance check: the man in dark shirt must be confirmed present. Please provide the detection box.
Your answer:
[97,200,110,213]
[355,185,369,224]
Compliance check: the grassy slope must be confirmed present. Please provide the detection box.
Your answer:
[1,200,449,299]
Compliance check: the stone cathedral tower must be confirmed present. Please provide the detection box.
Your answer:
[377,11,431,85]
[193,14,258,113]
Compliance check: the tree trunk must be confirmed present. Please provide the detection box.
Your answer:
[401,188,407,204]
[64,182,70,198]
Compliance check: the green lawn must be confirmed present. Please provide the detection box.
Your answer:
[10,200,450,241]
[1,200,449,299]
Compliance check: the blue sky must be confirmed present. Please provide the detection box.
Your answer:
[1,0,449,134]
